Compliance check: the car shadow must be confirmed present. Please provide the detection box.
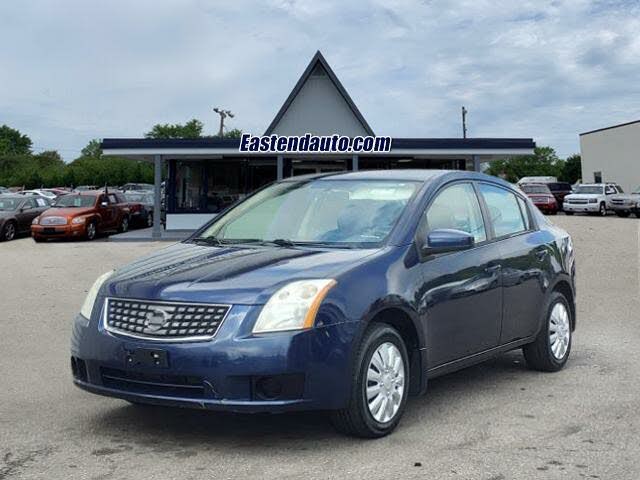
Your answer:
[83,350,542,450]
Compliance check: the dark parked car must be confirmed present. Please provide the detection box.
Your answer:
[0,195,50,241]
[71,171,576,437]
[32,191,131,241]
[520,183,559,215]
[123,192,154,227]
[121,183,154,192]
[547,182,573,210]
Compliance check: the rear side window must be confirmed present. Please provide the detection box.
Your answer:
[478,184,526,238]
[426,183,486,243]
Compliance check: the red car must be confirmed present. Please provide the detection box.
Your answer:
[520,183,558,215]
[31,190,131,241]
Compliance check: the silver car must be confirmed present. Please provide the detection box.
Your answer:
[610,186,640,218]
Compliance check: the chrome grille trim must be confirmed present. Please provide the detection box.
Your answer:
[40,216,67,225]
[102,297,231,342]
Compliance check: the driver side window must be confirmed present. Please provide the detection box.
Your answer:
[425,183,486,243]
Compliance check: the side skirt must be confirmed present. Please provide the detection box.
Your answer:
[425,337,536,380]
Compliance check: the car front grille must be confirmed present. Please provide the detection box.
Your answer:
[100,367,206,398]
[611,199,627,205]
[567,199,588,204]
[40,216,67,225]
[103,298,231,342]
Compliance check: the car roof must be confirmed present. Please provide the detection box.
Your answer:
[278,169,513,186]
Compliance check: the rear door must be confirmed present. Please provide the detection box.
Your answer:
[477,183,548,343]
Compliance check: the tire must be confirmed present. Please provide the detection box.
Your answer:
[1,221,17,241]
[523,292,572,372]
[85,221,97,241]
[564,211,574,216]
[598,202,606,216]
[615,211,630,218]
[119,216,129,233]
[330,324,409,438]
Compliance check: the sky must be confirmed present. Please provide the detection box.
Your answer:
[1,0,639,161]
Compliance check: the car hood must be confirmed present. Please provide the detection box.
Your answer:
[41,207,94,217]
[565,193,601,200]
[611,194,639,201]
[104,242,380,305]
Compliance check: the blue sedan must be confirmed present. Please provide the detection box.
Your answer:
[71,170,576,437]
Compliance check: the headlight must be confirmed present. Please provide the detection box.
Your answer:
[32,217,39,225]
[252,279,336,333]
[80,270,114,319]
[71,217,86,224]
[588,198,597,203]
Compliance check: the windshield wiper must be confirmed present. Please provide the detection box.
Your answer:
[270,238,296,247]
[191,236,224,246]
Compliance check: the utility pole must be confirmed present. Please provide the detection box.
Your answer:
[461,106,468,139]
[213,107,234,137]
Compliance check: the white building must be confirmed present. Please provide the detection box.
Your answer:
[579,120,640,193]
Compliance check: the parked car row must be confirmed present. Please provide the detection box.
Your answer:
[0,189,157,242]
[518,177,638,218]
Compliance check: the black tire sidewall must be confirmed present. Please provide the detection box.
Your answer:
[355,325,410,436]
[86,222,96,240]
[3,221,16,241]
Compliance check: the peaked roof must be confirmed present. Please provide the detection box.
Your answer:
[264,50,375,136]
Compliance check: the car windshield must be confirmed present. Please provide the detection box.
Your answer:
[521,185,550,194]
[199,179,419,247]
[574,186,603,194]
[125,193,149,202]
[0,198,20,210]
[53,194,96,208]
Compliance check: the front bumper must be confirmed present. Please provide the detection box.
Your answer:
[563,202,599,213]
[70,304,359,412]
[533,202,558,213]
[610,204,639,213]
[32,223,86,238]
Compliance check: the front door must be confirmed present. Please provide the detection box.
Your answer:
[418,182,502,367]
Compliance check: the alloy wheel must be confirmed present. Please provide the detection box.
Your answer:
[5,223,16,241]
[549,302,570,360]
[366,342,405,423]
[86,223,96,240]
[121,217,129,232]
[147,213,153,227]
[599,203,606,216]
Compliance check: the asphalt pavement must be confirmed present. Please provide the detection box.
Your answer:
[1,215,638,479]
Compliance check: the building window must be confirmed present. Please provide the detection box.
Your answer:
[175,161,204,212]
[594,171,602,183]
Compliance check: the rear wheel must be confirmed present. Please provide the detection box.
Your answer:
[330,324,409,438]
[523,292,572,372]
[1,221,17,241]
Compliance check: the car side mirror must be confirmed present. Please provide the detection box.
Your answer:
[100,201,108,207]
[422,229,475,255]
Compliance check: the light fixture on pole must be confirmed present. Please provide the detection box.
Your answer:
[461,106,468,139]
[213,107,234,137]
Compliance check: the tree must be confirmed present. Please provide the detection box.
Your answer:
[0,125,32,155]
[145,119,204,139]
[223,128,243,139]
[559,154,581,184]
[486,146,563,183]
[81,139,103,158]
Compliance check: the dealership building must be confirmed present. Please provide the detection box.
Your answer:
[579,120,640,193]
[102,51,535,237]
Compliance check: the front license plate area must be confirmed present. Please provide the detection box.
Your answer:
[125,348,169,368]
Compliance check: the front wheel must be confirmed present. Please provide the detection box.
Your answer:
[85,221,97,241]
[119,216,129,233]
[330,324,409,438]
[598,202,607,216]
[523,292,572,372]
[1,221,16,241]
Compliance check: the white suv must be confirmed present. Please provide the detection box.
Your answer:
[563,183,622,216]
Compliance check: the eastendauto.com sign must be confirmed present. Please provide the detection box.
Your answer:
[239,133,392,154]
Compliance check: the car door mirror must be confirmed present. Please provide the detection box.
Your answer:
[422,229,475,255]
[100,201,108,207]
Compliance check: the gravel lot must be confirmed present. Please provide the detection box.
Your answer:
[1,215,638,480]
